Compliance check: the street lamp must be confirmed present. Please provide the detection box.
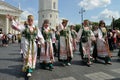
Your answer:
[79,8,85,26]
[112,16,115,29]
[109,15,114,29]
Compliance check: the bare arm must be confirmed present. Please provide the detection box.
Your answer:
[77,28,83,41]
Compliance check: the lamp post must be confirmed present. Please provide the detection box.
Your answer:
[112,16,115,29]
[79,8,85,27]
[109,15,114,29]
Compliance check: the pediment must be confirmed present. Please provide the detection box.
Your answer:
[0,5,16,12]
[0,1,22,13]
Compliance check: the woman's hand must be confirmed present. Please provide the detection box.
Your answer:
[6,14,16,21]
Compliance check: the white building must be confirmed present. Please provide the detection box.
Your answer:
[0,1,23,34]
[38,0,59,29]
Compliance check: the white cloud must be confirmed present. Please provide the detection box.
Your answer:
[20,10,32,20]
[79,0,111,10]
[20,7,38,20]
[20,8,38,20]
[20,9,38,26]
[101,9,120,19]
[91,9,120,20]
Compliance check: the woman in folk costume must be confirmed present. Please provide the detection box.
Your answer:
[70,25,78,51]
[92,25,99,62]
[54,26,60,57]
[58,19,73,66]
[8,15,44,77]
[117,30,120,57]
[96,20,112,64]
[77,20,95,66]
[40,19,54,71]
[0,31,3,46]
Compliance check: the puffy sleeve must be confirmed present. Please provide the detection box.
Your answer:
[58,23,63,32]
[37,28,44,44]
[11,20,25,32]
[77,28,83,40]
[98,28,103,39]
[98,28,105,42]
[90,30,96,41]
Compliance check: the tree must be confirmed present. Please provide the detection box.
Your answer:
[112,18,120,29]
[90,22,99,30]
[92,22,99,26]
[74,24,81,32]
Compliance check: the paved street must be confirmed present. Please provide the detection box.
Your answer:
[0,43,120,80]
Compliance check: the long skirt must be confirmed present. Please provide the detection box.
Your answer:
[82,41,92,58]
[40,40,54,63]
[97,39,110,57]
[22,40,37,72]
[58,36,73,61]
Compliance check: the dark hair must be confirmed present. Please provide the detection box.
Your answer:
[99,20,106,27]
[42,19,49,27]
[109,29,112,32]
[43,19,49,24]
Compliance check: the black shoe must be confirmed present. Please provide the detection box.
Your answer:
[87,62,92,67]
[87,64,91,67]
[93,59,98,63]
[49,66,54,71]
[49,67,53,71]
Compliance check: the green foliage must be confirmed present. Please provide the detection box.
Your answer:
[112,18,120,29]
[92,22,99,26]
[74,24,81,32]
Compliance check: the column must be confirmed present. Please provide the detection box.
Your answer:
[5,17,9,34]
[15,17,19,34]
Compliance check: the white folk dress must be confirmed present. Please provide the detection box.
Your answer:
[96,27,111,57]
[58,24,73,60]
[40,27,54,63]
[11,20,44,72]
[77,27,95,59]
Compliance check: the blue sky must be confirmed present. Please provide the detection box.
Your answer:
[3,0,120,25]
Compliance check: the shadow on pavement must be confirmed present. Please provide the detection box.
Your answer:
[111,58,120,63]
[0,57,22,62]
[0,64,26,79]
[8,52,20,55]
[106,78,120,80]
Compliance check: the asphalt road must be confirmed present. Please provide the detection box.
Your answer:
[0,43,120,80]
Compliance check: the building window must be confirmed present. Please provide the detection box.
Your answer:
[42,15,44,18]
[0,28,2,32]
[50,14,52,18]
[53,2,56,9]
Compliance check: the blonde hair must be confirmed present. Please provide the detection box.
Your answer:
[27,15,34,20]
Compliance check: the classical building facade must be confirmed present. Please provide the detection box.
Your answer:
[0,1,23,34]
[38,0,59,29]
